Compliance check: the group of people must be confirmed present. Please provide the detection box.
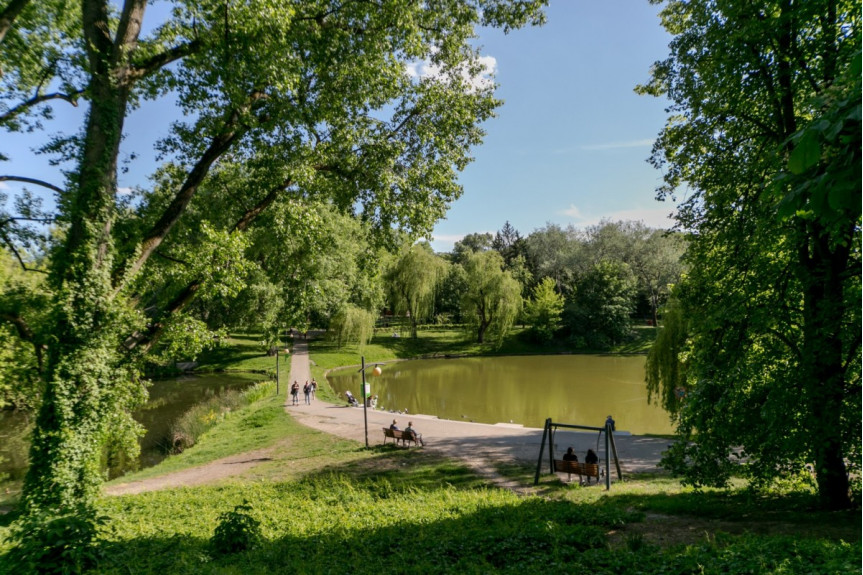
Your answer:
[562,447,599,464]
[290,379,317,405]
[390,419,424,446]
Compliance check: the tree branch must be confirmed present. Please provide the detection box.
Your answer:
[116,111,248,291]
[0,88,84,129]
[0,311,44,373]
[129,39,201,80]
[0,226,48,274]
[125,179,292,353]
[0,175,65,194]
[0,0,31,44]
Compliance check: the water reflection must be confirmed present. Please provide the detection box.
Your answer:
[0,373,261,481]
[328,355,674,435]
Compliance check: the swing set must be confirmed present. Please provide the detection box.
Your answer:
[533,418,623,490]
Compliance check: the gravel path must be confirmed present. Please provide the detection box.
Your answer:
[105,339,669,495]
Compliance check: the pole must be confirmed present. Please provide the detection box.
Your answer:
[276,347,280,395]
[534,418,551,485]
[605,424,611,491]
[361,355,369,448]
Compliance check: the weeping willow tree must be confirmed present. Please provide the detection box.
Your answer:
[328,305,376,350]
[386,242,448,338]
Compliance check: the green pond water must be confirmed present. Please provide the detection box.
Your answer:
[0,373,262,482]
[327,355,674,435]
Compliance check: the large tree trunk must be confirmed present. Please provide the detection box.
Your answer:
[22,0,141,511]
[801,229,851,510]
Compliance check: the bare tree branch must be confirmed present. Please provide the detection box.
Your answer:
[0,175,65,194]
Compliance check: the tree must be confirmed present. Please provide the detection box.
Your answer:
[0,0,548,513]
[640,0,860,509]
[451,232,493,265]
[387,242,447,338]
[584,220,684,325]
[461,250,522,345]
[565,259,637,348]
[524,223,582,295]
[523,276,563,343]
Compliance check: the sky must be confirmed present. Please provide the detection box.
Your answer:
[0,0,677,254]
[430,0,677,251]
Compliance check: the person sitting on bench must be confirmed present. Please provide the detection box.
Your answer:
[585,448,598,464]
[404,421,425,446]
[563,447,578,461]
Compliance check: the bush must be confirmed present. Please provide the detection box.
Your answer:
[5,506,108,574]
[210,501,261,555]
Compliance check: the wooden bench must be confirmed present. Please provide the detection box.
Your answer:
[553,460,601,484]
[382,427,421,447]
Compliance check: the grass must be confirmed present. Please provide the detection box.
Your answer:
[1,329,860,574]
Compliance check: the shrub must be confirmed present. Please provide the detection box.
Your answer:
[210,501,261,555]
[5,506,108,574]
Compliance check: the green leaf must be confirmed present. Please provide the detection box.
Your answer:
[787,131,820,174]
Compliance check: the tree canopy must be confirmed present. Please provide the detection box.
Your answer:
[641,0,861,509]
[0,0,548,512]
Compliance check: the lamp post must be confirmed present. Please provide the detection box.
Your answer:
[358,356,383,448]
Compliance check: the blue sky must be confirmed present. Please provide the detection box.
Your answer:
[431,0,676,251]
[1,1,676,254]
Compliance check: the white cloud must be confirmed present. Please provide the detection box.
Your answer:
[560,205,677,230]
[405,54,497,92]
[117,187,133,196]
[561,204,583,219]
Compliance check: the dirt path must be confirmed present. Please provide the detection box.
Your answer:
[105,339,669,495]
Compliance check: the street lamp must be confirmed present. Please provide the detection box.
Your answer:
[275,345,290,396]
[358,356,384,448]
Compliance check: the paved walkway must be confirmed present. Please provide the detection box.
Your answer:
[286,339,669,479]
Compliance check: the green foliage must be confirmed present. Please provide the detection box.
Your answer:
[645,293,689,415]
[5,505,108,574]
[565,259,637,348]
[4,0,549,514]
[210,501,261,555]
[461,250,522,345]
[523,276,563,342]
[386,242,448,338]
[328,305,376,349]
[640,0,861,509]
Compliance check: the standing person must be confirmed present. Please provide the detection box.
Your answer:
[303,380,311,405]
[290,381,300,405]
[310,379,317,400]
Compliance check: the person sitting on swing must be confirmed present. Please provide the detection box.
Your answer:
[563,447,578,461]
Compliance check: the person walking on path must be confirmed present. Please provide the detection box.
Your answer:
[303,380,312,405]
[310,379,317,400]
[290,381,300,405]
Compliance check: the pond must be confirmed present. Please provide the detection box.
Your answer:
[0,372,263,483]
[327,355,674,435]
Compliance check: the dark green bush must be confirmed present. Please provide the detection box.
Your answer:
[5,506,107,574]
[210,501,261,555]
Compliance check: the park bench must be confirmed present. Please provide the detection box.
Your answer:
[553,459,601,484]
[382,427,421,447]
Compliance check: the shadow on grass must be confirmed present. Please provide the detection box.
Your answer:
[33,487,858,575]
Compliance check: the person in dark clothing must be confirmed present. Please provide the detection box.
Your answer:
[585,449,599,464]
[563,447,578,462]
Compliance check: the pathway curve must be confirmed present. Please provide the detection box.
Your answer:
[106,339,669,495]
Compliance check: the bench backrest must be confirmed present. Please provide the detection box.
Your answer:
[553,460,600,477]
